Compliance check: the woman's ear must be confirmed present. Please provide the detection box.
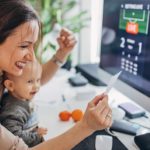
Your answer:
[4,80,14,92]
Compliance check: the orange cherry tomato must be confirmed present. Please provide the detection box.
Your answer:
[71,109,83,122]
[59,110,71,121]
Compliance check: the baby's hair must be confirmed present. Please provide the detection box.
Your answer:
[28,60,42,76]
[3,60,42,87]
[3,72,10,83]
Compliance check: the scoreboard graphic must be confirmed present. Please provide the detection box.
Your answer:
[119,5,150,35]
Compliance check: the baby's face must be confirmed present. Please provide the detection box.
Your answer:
[10,62,42,101]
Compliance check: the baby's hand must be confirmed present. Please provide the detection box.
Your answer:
[36,127,48,136]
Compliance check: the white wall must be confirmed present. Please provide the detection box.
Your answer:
[64,0,91,66]
[91,0,103,63]
[76,0,103,64]
[77,0,91,64]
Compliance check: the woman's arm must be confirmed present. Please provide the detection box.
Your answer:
[0,94,111,150]
[41,50,68,85]
[30,95,112,150]
[41,28,76,85]
[31,121,92,150]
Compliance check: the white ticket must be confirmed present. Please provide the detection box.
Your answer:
[104,71,122,94]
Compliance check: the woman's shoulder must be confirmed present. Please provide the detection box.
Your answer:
[0,124,29,150]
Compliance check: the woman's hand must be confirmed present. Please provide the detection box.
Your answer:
[41,28,76,85]
[29,95,112,150]
[57,28,76,55]
[80,94,112,132]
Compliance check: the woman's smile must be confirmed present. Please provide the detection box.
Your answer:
[15,61,27,70]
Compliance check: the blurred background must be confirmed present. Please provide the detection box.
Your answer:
[27,0,103,69]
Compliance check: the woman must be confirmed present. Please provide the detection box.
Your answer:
[0,0,112,150]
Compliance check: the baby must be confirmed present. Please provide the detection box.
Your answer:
[0,60,47,147]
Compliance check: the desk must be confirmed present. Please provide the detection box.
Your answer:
[34,69,150,150]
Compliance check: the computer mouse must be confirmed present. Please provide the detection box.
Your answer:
[112,107,126,121]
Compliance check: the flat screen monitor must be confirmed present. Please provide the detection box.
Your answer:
[100,0,150,98]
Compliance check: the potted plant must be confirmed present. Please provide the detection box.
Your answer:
[28,0,90,70]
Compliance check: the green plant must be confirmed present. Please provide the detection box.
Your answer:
[28,0,90,65]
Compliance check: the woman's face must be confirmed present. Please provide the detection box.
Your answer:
[0,20,39,76]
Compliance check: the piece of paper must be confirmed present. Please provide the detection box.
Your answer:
[95,135,113,150]
[104,71,122,94]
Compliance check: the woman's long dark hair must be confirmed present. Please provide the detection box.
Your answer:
[0,0,42,106]
[0,0,41,44]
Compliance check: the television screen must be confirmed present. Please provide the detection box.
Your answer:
[100,0,150,96]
